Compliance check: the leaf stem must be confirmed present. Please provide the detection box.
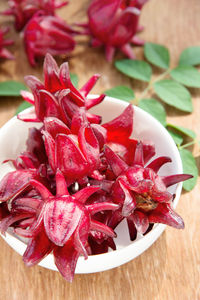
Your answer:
[179,139,197,150]
[139,68,171,99]
[139,81,152,99]
[153,68,171,83]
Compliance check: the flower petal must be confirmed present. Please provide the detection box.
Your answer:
[44,198,83,246]
[43,53,61,92]
[87,202,119,214]
[126,217,137,241]
[78,124,100,169]
[29,179,53,199]
[148,203,185,229]
[54,241,79,282]
[103,104,134,142]
[73,213,90,259]
[85,94,105,109]
[146,156,172,173]
[59,62,84,105]
[20,90,34,104]
[88,0,120,43]
[26,127,47,165]
[90,220,116,238]
[132,210,149,234]
[55,169,69,197]
[104,145,128,177]
[133,142,144,166]
[119,181,136,217]
[38,90,60,120]
[110,7,139,46]
[42,130,56,172]
[80,74,100,97]
[71,108,88,135]
[91,124,107,149]
[11,197,42,214]
[86,112,102,124]
[162,174,193,187]
[0,170,37,202]
[0,213,32,235]
[23,227,52,266]
[44,117,71,139]
[55,134,89,179]
[74,186,100,204]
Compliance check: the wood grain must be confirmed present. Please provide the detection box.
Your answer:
[0,0,200,299]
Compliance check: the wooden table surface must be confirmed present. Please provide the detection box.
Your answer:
[0,0,200,299]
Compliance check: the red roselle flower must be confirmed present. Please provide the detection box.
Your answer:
[0,170,118,281]
[18,53,105,123]
[3,0,68,31]
[0,27,14,60]
[104,144,192,239]
[24,12,76,66]
[80,0,149,61]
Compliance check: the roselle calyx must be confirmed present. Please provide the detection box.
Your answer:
[18,53,105,122]
[0,170,118,282]
[24,12,77,66]
[104,144,192,238]
[80,0,148,61]
[3,0,68,31]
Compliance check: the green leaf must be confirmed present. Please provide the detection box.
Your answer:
[167,124,196,139]
[167,129,183,146]
[144,43,170,69]
[179,149,198,191]
[170,66,200,88]
[115,59,152,82]
[154,79,193,112]
[179,46,200,66]
[0,81,27,96]
[138,98,166,126]
[70,73,78,88]
[15,101,32,115]
[105,86,134,102]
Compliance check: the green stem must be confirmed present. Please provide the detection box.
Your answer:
[153,68,171,83]
[179,140,197,150]
[139,68,171,100]
[139,81,152,99]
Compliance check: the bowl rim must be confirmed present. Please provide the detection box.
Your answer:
[0,95,183,274]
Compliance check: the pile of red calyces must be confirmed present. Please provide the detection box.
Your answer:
[0,54,192,282]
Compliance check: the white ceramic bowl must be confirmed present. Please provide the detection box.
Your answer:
[0,96,183,274]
